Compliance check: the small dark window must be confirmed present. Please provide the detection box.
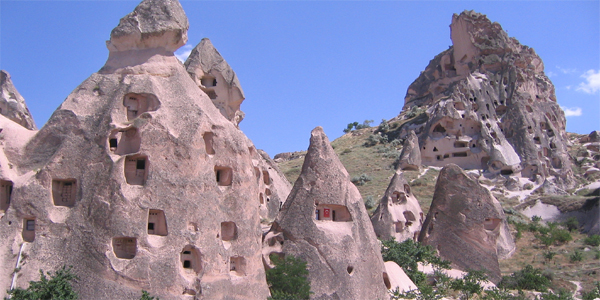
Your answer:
[212,79,217,86]
[183,251,191,255]
[183,260,191,268]
[216,170,221,182]
[148,223,155,230]
[26,220,35,231]
[136,159,146,170]
[109,139,118,148]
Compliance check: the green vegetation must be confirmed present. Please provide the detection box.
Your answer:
[5,266,78,300]
[343,120,373,133]
[351,173,372,186]
[449,270,488,300]
[583,234,600,246]
[140,290,160,300]
[266,255,311,300]
[582,282,600,300]
[499,265,551,292]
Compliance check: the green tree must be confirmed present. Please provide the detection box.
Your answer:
[266,255,311,300]
[6,266,78,300]
[450,270,487,300]
[499,265,551,292]
[381,238,450,286]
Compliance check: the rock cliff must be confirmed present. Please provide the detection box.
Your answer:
[418,164,515,283]
[0,71,37,130]
[398,11,572,188]
[264,127,390,300]
[0,0,271,299]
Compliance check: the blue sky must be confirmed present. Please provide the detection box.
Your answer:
[1,1,598,157]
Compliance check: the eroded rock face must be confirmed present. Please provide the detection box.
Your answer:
[0,71,36,130]
[418,164,515,283]
[397,130,421,171]
[264,127,389,300]
[185,38,246,126]
[255,149,291,221]
[400,11,572,188]
[0,1,270,299]
[371,170,423,242]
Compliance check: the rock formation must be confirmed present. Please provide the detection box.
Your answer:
[384,261,417,294]
[255,149,291,221]
[0,0,271,299]
[371,170,423,242]
[185,38,246,127]
[264,127,390,299]
[0,71,37,130]
[397,130,421,171]
[418,164,515,283]
[397,11,573,188]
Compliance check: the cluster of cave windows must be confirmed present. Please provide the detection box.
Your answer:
[314,204,352,222]
[52,179,77,207]
[0,180,13,211]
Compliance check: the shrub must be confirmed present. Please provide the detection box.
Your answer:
[582,281,600,300]
[378,119,390,132]
[569,250,583,262]
[537,288,574,300]
[355,120,374,129]
[551,228,573,244]
[450,269,487,300]
[543,251,556,262]
[266,255,311,300]
[564,217,579,232]
[482,287,528,300]
[364,196,376,209]
[6,265,79,300]
[364,134,387,147]
[381,238,450,286]
[499,265,551,292]
[351,174,372,186]
[531,215,542,222]
[140,290,160,300]
[584,234,600,247]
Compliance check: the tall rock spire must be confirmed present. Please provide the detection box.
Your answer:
[0,0,271,298]
[398,11,572,189]
[0,70,37,130]
[265,127,390,299]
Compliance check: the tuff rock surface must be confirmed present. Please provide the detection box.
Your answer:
[371,170,423,242]
[397,11,572,188]
[0,0,272,299]
[397,130,422,171]
[264,127,390,300]
[0,71,37,130]
[418,164,515,283]
[255,149,291,221]
[185,38,246,127]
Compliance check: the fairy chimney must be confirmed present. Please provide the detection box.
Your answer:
[264,127,390,299]
[0,71,37,130]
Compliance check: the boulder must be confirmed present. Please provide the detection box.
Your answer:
[397,130,421,171]
[418,164,515,283]
[0,1,271,298]
[371,170,423,242]
[264,127,389,300]
[185,38,246,126]
[384,261,417,294]
[589,131,600,143]
[0,71,37,130]
[399,11,573,189]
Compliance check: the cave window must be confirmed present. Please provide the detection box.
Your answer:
[383,272,391,289]
[221,222,237,241]
[52,179,77,207]
[433,147,438,152]
[22,217,35,242]
[443,154,450,159]
[452,152,468,157]
[0,180,13,211]
[484,218,501,231]
[123,93,160,121]
[433,124,446,134]
[315,204,352,222]
[203,132,215,155]
[180,245,202,273]
[262,170,270,185]
[230,256,246,276]
[215,166,233,186]
[454,141,468,148]
[109,138,118,150]
[125,155,148,185]
[112,237,137,259]
[533,137,541,144]
[436,155,442,161]
[500,169,513,176]
[147,209,167,236]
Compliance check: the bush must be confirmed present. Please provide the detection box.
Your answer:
[266,255,311,300]
[6,265,79,300]
[381,238,450,286]
[378,119,390,132]
[564,217,579,232]
[584,234,600,247]
[355,120,374,129]
[364,134,387,147]
[569,250,583,262]
[140,290,160,300]
[351,174,372,186]
[364,196,376,210]
[551,228,573,244]
[543,251,556,262]
[499,265,551,292]
[537,289,574,300]
[582,281,600,300]
[450,269,487,300]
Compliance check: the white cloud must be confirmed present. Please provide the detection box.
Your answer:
[557,66,577,74]
[566,85,572,90]
[561,106,582,117]
[546,71,557,78]
[175,45,193,62]
[576,69,600,94]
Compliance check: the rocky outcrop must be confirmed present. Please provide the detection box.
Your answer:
[185,38,246,126]
[397,130,421,171]
[0,1,271,299]
[384,261,417,293]
[255,149,291,221]
[0,71,36,130]
[398,11,573,188]
[264,127,389,300]
[371,170,423,242]
[418,164,515,283]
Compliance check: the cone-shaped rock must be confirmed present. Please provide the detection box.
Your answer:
[0,1,270,299]
[371,170,424,242]
[418,164,515,283]
[254,149,291,221]
[399,11,572,188]
[397,130,421,171]
[0,71,37,130]
[265,127,389,300]
[185,38,246,126]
